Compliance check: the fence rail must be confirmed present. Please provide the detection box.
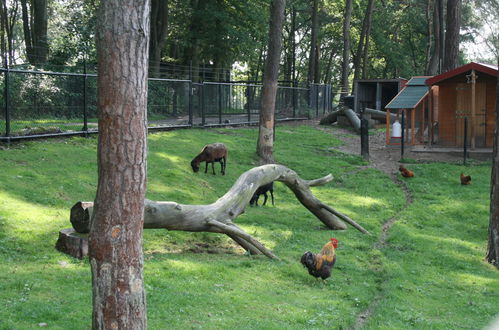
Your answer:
[1,67,332,141]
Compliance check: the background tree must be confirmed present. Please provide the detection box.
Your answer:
[486,55,499,269]
[443,0,462,72]
[149,0,168,78]
[20,0,48,65]
[340,0,352,99]
[307,0,319,83]
[351,0,374,92]
[426,0,443,75]
[257,0,285,164]
[90,0,150,328]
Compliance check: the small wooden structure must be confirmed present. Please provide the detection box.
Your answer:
[384,63,498,148]
[385,77,433,145]
[354,79,406,113]
[426,62,498,148]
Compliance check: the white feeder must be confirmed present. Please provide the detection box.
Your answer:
[392,120,402,138]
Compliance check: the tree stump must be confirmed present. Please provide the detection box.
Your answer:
[55,228,89,259]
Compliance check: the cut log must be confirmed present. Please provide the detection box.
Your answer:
[343,108,361,131]
[365,107,397,123]
[55,228,89,259]
[319,109,342,125]
[70,201,93,234]
[67,164,370,259]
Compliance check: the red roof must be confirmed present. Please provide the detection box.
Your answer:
[425,62,498,86]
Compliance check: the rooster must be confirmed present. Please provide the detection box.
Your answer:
[399,165,414,178]
[300,238,338,280]
[460,173,472,185]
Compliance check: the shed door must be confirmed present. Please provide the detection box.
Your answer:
[455,82,486,147]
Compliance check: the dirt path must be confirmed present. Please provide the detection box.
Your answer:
[312,123,429,329]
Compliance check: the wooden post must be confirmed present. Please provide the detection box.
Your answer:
[421,99,430,144]
[470,69,477,149]
[386,109,390,145]
[411,108,416,145]
[428,89,433,147]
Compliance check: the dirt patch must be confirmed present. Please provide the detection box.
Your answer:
[317,122,467,177]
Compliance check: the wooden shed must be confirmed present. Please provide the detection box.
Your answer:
[426,62,498,148]
[353,79,406,113]
[385,77,433,146]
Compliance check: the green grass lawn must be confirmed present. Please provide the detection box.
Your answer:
[0,125,497,329]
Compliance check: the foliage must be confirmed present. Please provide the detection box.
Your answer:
[0,125,497,328]
[1,0,494,86]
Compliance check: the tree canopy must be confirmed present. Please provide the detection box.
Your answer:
[1,0,496,88]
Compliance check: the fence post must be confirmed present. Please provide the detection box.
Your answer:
[188,63,193,126]
[360,113,369,160]
[323,84,327,114]
[246,83,251,123]
[3,59,10,138]
[463,116,468,165]
[401,110,405,159]
[82,60,88,135]
[292,81,296,118]
[218,83,222,124]
[201,83,205,126]
[315,84,319,117]
[188,82,193,126]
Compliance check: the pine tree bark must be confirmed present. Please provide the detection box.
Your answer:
[20,0,48,65]
[307,0,319,84]
[443,0,462,72]
[486,57,499,269]
[91,1,150,328]
[352,0,375,93]
[341,0,353,98]
[426,0,441,75]
[257,0,286,164]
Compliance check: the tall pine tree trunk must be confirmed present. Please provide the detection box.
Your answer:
[149,0,168,78]
[486,58,499,269]
[426,0,441,75]
[91,0,150,328]
[20,0,48,65]
[257,0,285,164]
[443,0,461,72]
[341,0,353,98]
[352,0,375,93]
[307,0,318,83]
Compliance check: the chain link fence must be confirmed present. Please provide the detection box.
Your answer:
[1,67,333,141]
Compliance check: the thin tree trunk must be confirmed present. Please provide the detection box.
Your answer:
[426,0,441,75]
[149,0,168,78]
[341,0,353,98]
[307,0,318,83]
[32,0,47,63]
[361,0,375,80]
[352,0,374,94]
[443,0,461,72]
[91,0,150,328]
[20,0,47,65]
[257,0,286,164]
[486,56,499,269]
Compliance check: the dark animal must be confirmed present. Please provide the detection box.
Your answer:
[190,143,228,175]
[301,238,338,280]
[460,173,472,185]
[250,182,274,206]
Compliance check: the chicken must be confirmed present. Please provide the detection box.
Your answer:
[460,173,472,185]
[399,165,414,178]
[300,238,338,280]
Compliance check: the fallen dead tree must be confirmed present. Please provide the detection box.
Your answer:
[64,164,370,259]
